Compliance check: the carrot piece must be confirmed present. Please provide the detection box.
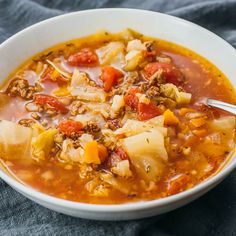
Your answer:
[163,109,179,126]
[84,140,101,164]
[190,117,206,128]
[179,108,196,116]
[98,143,108,163]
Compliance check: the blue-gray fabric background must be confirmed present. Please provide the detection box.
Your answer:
[0,0,236,235]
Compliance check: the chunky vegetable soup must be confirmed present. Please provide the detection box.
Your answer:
[0,29,235,204]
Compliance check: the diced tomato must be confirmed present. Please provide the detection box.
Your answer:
[138,102,162,121]
[116,147,129,160]
[67,48,98,67]
[124,88,162,120]
[34,94,69,114]
[100,66,123,92]
[144,62,182,85]
[124,88,140,110]
[58,120,83,136]
[167,174,190,195]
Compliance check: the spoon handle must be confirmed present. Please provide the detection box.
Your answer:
[207,99,236,115]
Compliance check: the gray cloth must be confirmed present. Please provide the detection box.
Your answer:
[0,0,236,235]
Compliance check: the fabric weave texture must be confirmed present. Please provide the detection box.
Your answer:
[0,0,236,235]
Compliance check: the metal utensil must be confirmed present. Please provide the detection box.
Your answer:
[206,99,236,115]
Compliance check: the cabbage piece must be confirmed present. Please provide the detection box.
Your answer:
[70,69,107,102]
[86,103,110,118]
[120,28,135,41]
[79,134,94,148]
[0,120,32,160]
[147,116,164,126]
[101,129,118,149]
[160,83,177,99]
[86,177,109,197]
[124,50,143,71]
[122,129,167,181]
[127,39,146,52]
[100,172,134,195]
[31,123,45,136]
[161,83,192,105]
[70,87,107,102]
[124,39,145,71]
[70,69,89,87]
[122,128,168,161]
[210,116,235,132]
[111,95,125,113]
[115,118,167,137]
[75,113,106,127]
[96,42,125,66]
[209,116,235,149]
[31,129,58,161]
[60,139,84,163]
[111,160,132,177]
[90,185,109,197]
[176,92,192,104]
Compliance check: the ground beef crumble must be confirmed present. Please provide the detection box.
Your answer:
[6,79,42,100]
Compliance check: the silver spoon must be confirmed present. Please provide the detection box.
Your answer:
[206,99,236,115]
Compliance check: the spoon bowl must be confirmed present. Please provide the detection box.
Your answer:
[207,99,236,115]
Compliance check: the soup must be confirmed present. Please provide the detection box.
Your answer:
[0,29,235,204]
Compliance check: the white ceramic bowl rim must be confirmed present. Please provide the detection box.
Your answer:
[0,8,235,213]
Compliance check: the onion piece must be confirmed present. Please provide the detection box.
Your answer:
[46,59,71,78]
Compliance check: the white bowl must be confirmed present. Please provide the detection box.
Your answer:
[0,8,235,221]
